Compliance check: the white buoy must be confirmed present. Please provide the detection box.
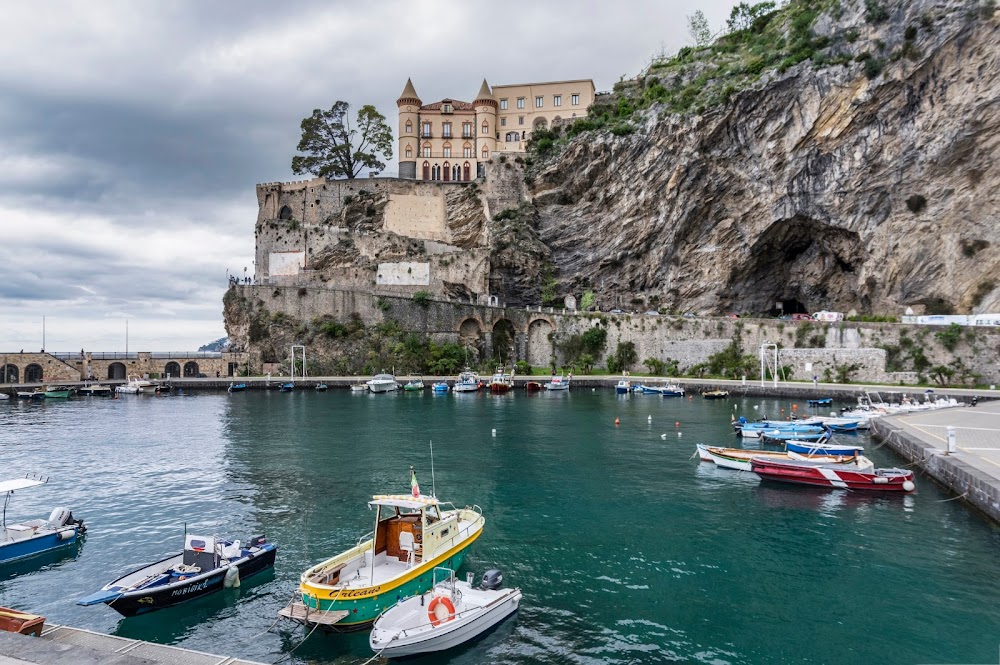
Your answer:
[491,428,497,437]
[224,564,240,588]
[661,433,667,440]
[648,415,652,423]
[902,480,915,492]
[677,432,683,437]
[753,405,758,410]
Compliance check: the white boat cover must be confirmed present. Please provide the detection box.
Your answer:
[0,478,46,494]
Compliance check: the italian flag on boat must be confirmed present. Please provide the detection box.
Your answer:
[410,466,419,498]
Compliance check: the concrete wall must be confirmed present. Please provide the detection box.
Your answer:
[383,194,447,240]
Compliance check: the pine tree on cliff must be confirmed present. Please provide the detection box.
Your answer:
[291,101,393,179]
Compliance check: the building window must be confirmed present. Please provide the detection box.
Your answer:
[535,96,543,108]
[500,117,506,127]
[443,122,452,138]
[463,145,472,158]
[464,162,470,181]
[482,145,489,159]
[571,94,580,105]
[422,161,430,180]
[443,146,451,158]
[516,97,525,109]
[422,122,431,137]
[500,98,507,110]
[553,95,562,107]
[405,120,413,133]
[422,144,431,158]
[463,122,472,137]
[481,121,488,135]
[518,116,524,126]
[405,146,412,158]
[443,103,453,113]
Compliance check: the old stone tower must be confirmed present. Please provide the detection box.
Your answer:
[396,78,421,180]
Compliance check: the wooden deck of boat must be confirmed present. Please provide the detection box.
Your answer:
[0,623,267,664]
[277,601,349,626]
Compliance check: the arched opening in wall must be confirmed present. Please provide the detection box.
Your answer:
[452,164,461,181]
[164,362,181,378]
[405,145,412,158]
[443,161,451,182]
[492,319,517,362]
[183,361,200,377]
[526,319,555,367]
[432,164,442,180]
[108,363,126,380]
[552,116,563,127]
[405,120,412,134]
[1,364,18,383]
[505,131,519,143]
[482,146,489,159]
[463,162,470,181]
[422,161,430,180]
[459,318,483,360]
[24,364,43,383]
[533,117,548,131]
[279,205,293,220]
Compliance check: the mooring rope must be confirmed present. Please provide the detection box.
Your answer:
[935,491,969,503]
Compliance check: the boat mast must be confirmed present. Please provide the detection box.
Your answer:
[430,440,436,499]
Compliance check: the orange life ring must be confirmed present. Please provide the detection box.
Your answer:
[427,596,456,626]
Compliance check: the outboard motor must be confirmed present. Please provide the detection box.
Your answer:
[48,507,73,527]
[479,569,503,591]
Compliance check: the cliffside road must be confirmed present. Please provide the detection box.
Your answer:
[872,400,1000,524]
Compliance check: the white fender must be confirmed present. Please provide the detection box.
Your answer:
[224,564,241,588]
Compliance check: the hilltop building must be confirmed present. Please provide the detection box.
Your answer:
[396,77,595,181]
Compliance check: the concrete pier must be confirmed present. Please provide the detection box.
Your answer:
[0,624,266,665]
[871,400,1000,524]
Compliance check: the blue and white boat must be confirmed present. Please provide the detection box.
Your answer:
[1,475,85,565]
[453,369,481,393]
[227,382,247,393]
[807,398,833,406]
[544,375,571,391]
[616,379,631,394]
[432,382,450,393]
[760,429,830,443]
[279,382,295,392]
[785,440,865,456]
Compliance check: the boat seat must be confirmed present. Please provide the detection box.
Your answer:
[399,532,421,567]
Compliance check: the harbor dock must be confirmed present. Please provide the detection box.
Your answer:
[871,400,1000,523]
[0,624,267,665]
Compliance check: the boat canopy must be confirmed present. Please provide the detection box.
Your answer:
[0,478,46,494]
[369,494,439,510]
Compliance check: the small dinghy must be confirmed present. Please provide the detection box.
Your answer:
[370,567,520,658]
[279,382,294,392]
[431,382,450,393]
[785,440,864,456]
[78,534,276,616]
[227,382,247,393]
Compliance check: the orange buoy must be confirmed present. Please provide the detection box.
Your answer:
[675,421,680,427]
[614,417,620,425]
[792,404,798,410]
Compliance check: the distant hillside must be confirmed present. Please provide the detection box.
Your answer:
[198,337,229,352]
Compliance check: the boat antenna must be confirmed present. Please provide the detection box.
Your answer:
[429,440,436,499]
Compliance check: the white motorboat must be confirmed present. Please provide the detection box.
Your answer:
[0,393,9,401]
[350,384,369,393]
[369,567,520,658]
[544,375,571,391]
[116,377,159,394]
[367,373,399,393]
[453,369,481,393]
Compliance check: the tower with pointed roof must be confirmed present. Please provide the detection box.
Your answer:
[396,78,421,179]
[473,79,498,168]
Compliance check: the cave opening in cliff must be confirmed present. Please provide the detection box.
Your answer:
[725,216,863,315]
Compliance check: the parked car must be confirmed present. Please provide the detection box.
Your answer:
[683,312,695,318]
[645,310,660,316]
[610,308,624,314]
[790,313,812,321]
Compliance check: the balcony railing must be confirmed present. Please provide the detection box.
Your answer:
[418,153,476,159]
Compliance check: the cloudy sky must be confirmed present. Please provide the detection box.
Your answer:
[0,0,734,352]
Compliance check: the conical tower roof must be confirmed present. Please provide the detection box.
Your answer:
[474,79,496,103]
[397,78,420,104]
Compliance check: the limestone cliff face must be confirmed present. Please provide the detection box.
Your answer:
[530,0,1000,316]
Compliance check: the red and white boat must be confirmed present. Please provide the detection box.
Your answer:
[750,457,915,492]
[489,366,514,394]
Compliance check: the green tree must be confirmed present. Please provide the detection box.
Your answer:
[687,10,712,45]
[607,341,638,373]
[291,101,393,179]
[644,357,666,374]
[581,326,608,357]
[726,1,776,32]
[580,290,596,311]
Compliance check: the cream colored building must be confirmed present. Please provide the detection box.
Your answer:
[397,78,595,181]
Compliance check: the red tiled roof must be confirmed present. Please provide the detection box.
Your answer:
[420,99,475,111]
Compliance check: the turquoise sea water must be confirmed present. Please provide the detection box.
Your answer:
[0,390,998,664]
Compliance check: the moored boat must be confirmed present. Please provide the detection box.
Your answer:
[702,390,729,400]
[369,567,520,658]
[544,375,570,391]
[695,444,866,472]
[453,369,481,393]
[785,440,865,456]
[227,382,247,393]
[77,384,113,397]
[660,383,684,397]
[432,382,450,393]
[315,383,328,391]
[1,475,85,566]
[116,377,159,395]
[403,380,425,392]
[43,386,73,399]
[367,372,400,393]
[280,471,484,631]
[751,457,915,492]
[489,367,514,394]
[350,384,369,392]
[16,391,45,401]
[279,382,295,392]
[78,533,276,616]
[759,429,829,443]
[615,379,631,394]
[524,381,542,392]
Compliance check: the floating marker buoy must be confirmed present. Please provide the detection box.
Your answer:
[648,415,652,422]
[491,429,496,437]
[661,434,667,440]
[753,405,758,410]
[615,417,620,426]
[688,395,693,400]
[675,421,680,427]
[677,432,683,437]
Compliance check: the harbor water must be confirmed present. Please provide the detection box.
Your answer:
[0,390,998,664]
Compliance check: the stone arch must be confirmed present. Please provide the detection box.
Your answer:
[183,361,200,377]
[491,318,517,362]
[2,364,18,383]
[164,361,181,378]
[526,318,555,367]
[552,115,563,126]
[278,205,293,220]
[458,318,483,360]
[533,117,548,130]
[24,364,43,383]
[108,362,126,380]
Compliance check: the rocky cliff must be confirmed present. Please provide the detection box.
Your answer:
[528,0,999,317]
